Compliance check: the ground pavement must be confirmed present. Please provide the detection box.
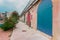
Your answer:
[0,29,11,40]
[10,22,51,40]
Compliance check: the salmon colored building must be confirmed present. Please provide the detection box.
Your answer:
[19,0,60,40]
[19,0,52,40]
[53,0,60,40]
[19,0,40,30]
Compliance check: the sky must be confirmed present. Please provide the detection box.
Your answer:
[0,0,29,15]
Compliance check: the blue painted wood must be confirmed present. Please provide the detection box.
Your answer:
[37,0,52,36]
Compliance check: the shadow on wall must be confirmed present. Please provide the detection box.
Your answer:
[37,0,52,36]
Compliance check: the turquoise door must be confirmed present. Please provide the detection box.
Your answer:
[37,0,52,36]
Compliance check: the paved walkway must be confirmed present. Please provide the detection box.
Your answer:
[10,22,51,40]
[0,29,11,40]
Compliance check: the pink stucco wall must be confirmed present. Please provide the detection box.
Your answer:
[25,2,40,30]
[53,0,60,40]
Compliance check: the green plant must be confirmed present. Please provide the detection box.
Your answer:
[1,11,19,31]
[1,20,14,31]
[9,11,19,24]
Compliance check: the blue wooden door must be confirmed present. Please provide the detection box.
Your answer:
[37,0,52,36]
